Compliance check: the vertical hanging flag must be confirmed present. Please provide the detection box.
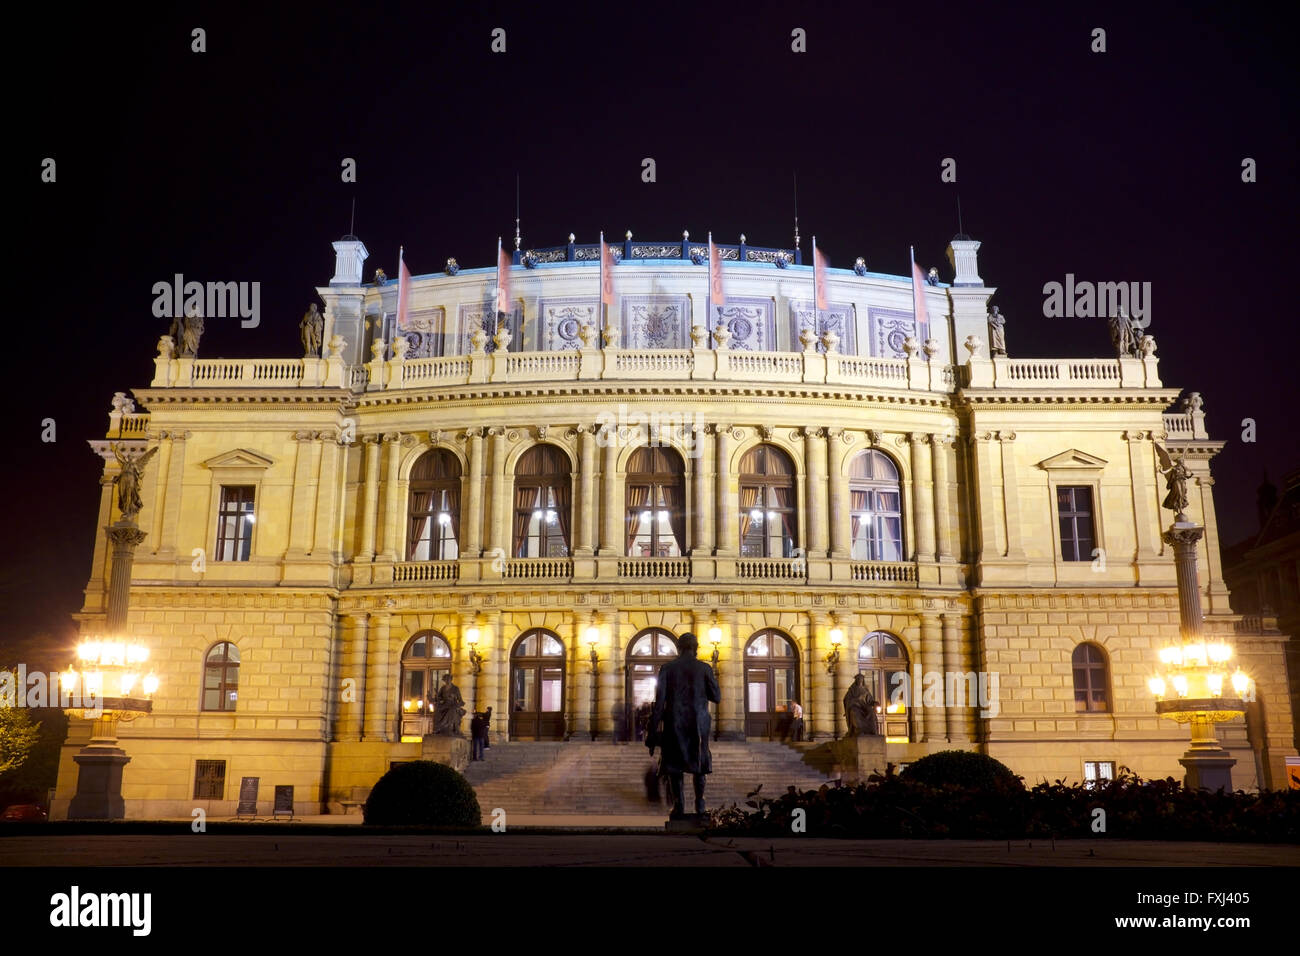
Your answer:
[910,246,930,343]
[599,231,616,341]
[496,237,511,317]
[813,236,829,312]
[708,232,725,319]
[396,246,412,335]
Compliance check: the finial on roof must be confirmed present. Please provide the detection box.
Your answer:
[625,230,632,240]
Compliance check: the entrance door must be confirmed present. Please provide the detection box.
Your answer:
[509,630,566,739]
[624,629,679,740]
[743,630,800,738]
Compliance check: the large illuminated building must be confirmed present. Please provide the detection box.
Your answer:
[52,231,1296,818]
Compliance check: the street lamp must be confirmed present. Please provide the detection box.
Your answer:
[708,620,722,740]
[827,625,845,740]
[62,637,159,820]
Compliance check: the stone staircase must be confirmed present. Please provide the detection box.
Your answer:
[463,740,841,815]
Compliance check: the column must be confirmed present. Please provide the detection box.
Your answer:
[464,427,485,556]
[722,610,743,738]
[807,611,829,738]
[692,423,712,553]
[715,425,735,555]
[576,425,596,554]
[287,431,317,556]
[358,436,381,561]
[149,432,172,551]
[910,433,936,562]
[365,612,392,741]
[970,433,999,562]
[91,473,116,604]
[920,613,945,742]
[487,427,508,556]
[597,608,619,738]
[485,610,505,739]
[805,428,829,557]
[930,434,955,561]
[157,430,189,556]
[1125,431,1157,561]
[343,613,367,741]
[599,426,621,555]
[827,429,851,558]
[1194,472,1231,613]
[1164,525,1206,637]
[313,432,343,558]
[105,525,147,633]
[942,612,972,742]
[998,432,1025,559]
[378,432,403,561]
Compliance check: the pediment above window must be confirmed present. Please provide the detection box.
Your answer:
[1037,449,1108,471]
[203,449,276,471]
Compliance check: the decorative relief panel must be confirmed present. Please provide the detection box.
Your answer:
[539,298,598,352]
[789,299,857,354]
[621,294,691,350]
[399,307,447,358]
[459,301,522,354]
[711,296,776,351]
[868,306,920,359]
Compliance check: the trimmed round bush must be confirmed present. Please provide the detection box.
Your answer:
[363,760,482,827]
[901,750,1023,791]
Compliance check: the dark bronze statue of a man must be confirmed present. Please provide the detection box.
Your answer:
[843,673,879,736]
[646,632,721,818]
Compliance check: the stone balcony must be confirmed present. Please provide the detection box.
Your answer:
[145,345,1166,395]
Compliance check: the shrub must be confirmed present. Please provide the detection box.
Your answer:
[901,750,1022,791]
[362,761,481,827]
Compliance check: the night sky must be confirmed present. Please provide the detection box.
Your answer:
[7,2,1296,667]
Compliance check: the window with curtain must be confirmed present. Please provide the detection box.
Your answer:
[514,444,571,557]
[624,446,686,556]
[738,444,798,557]
[849,450,903,561]
[407,449,462,561]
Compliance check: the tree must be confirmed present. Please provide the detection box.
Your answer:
[0,671,41,775]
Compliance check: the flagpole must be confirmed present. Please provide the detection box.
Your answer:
[812,235,818,343]
[396,245,404,359]
[707,231,713,335]
[599,230,605,342]
[910,244,918,340]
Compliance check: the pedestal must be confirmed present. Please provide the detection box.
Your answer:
[1178,751,1236,792]
[67,740,131,820]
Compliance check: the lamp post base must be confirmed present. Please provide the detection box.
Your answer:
[67,743,132,821]
[1178,751,1236,792]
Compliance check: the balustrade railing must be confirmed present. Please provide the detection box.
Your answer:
[502,558,574,580]
[736,558,807,580]
[616,557,691,578]
[849,561,918,583]
[392,560,460,583]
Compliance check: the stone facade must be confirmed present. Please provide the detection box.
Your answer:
[53,236,1296,819]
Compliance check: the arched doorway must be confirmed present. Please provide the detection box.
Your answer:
[743,629,800,739]
[399,631,452,740]
[509,629,566,740]
[858,631,911,741]
[625,629,679,740]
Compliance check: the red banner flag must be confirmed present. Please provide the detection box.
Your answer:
[708,232,725,309]
[813,237,829,311]
[599,232,616,307]
[396,247,412,332]
[496,238,511,315]
[911,248,930,338]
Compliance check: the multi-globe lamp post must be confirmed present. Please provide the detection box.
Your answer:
[1148,450,1249,791]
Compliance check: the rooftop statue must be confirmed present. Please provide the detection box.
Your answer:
[300,303,324,357]
[987,305,1007,356]
[1108,309,1145,359]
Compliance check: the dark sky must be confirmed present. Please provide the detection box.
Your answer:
[7,2,1296,664]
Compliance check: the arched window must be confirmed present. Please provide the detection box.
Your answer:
[407,449,461,561]
[625,446,686,557]
[399,631,453,719]
[1072,643,1111,713]
[739,444,798,557]
[626,629,679,717]
[858,631,909,714]
[850,450,903,561]
[202,642,240,712]
[514,445,571,557]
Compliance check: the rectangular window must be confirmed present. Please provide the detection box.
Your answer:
[215,485,255,561]
[1083,761,1115,789]
[194,760,227,800]
[1057,485,1095,562]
